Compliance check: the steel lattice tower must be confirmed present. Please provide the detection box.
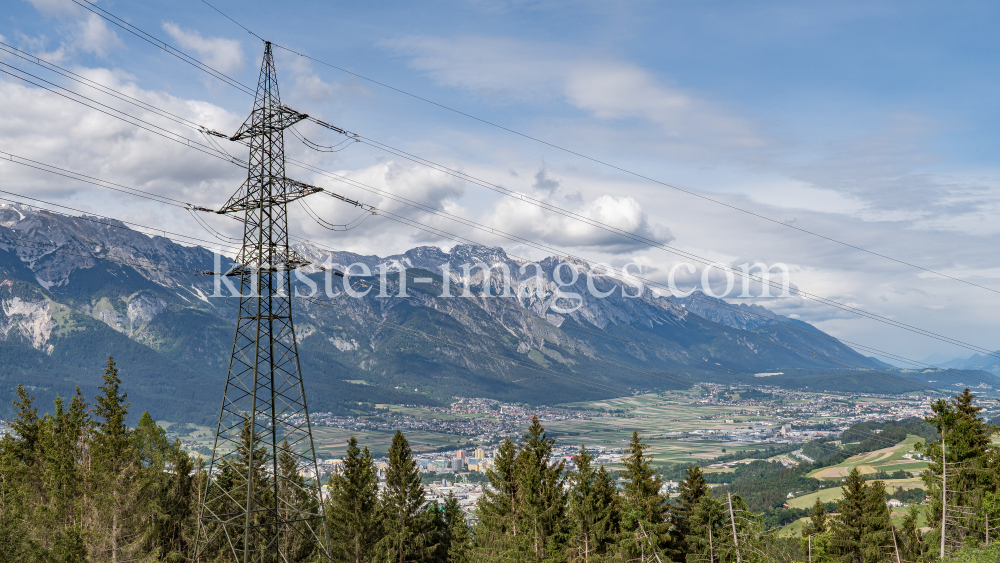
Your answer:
[195,42,329,562]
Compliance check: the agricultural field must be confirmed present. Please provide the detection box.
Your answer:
[807,434,928,480]
[157,387,938,461]
[779,503,929,537]
[786,477,923,510]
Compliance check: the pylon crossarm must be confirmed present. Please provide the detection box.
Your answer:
[230,105,309,141]
[217,176,321,214]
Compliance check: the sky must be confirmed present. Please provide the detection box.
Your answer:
[2,0,1000,367]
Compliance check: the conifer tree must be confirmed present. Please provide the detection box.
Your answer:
[860,480,892,563]
[378,430,433,563]
[567,445,617,563]
[687,496,726,563]
[207,417,271,560]
[670,464,709,558]
[616,430,669,563]
[11,383,40,464]
[474,438,519,561]
[919,388,999,548]
[515,416,567,563]
[39,395,88,561]
[436,493,471,563]
[153,439,196,560]
[592,465,620,550]
[803,497,827,536]
[895,506,926,562]
[0,385,37,559]
[276,438,319,561]
[831,467,868,563]
[327,436,381,563]
[89,356,149,563]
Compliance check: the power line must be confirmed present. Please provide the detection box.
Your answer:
[8,21,996,366]
[316,130,1000,358]
[5,149,996,391]
[0,62,241,165]
[199,0,264,43]
[0,188,240,254]
[69,0,255,96]
[251,48,1000,297]
[286,156,1000,372]
[1,182,907,393]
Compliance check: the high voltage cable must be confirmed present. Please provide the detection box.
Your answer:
[318,131,1000,358]
[0,174,698,389]
[0,41,211,132]
[69,0,255,96]
[286,155,1000,369]
[3,27,992,384]
[0,231,208,277]
[8,24,997,366]
[0,188,240,254]
[10,6,953,481]
[0,63,241,165]
[4,150,994,391]
[0,185,850,391]
[261,45,1000,297]
[46,0,999,313]
[342,204,997,390]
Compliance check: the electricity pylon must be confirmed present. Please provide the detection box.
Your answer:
[195,41,329,562]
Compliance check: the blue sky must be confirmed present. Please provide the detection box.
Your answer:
[3,0,1000,366]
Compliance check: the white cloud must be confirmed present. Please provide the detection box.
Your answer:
[75,13,121,56]
[487,193,672,252]
[19,1,121,60]
[278,53,368,107]
[0,70,243,208]
[23,0,78,17]
[162,23,244,77]
[385,35,765,152]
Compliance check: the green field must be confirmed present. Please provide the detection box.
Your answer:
[778,504,928,537]
[807,434,928,480]
[158,389,939,462]
[787,477,923,509]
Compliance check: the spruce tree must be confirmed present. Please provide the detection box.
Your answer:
[40,395,88,561]
[208,417,271,560]
[436,494,471,563]
[803,496,827,536]
[831,467,868,563]
[860,480,892,563]
[670,464,709,558]
[616,431,669,563]
[591,466,620,551]
[327,436,381,563]
[474,438,519,561]
[687,496,726,563]
[10,383,40,464]
[89,356,149,563]
[2,385,39,559]
[920,388,999,547]
[895,506,926,562]
[154,439,196,560]
[514,416,567,563]
[567,445,617,563]
[377,430,433,563]
[278,438,318,561]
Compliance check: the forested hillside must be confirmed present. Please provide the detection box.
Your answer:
[1,362,998,562]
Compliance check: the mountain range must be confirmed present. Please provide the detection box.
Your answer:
[0,204,993,423]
